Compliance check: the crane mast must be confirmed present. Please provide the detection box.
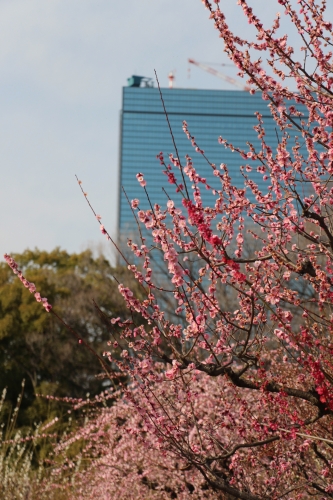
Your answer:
[188,58,250,91]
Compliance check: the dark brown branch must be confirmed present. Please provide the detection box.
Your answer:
[154,70,189,199]
[181,360,332,414]
[198,465,267,500]
[206,436,279,463]
[303,208,333,250]
[214,254,272,267]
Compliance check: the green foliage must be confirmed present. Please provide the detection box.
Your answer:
[0,248,135,430]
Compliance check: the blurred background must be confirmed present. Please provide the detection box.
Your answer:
[1,0,329,260]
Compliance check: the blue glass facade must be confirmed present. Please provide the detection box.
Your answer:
[118,86,304,234]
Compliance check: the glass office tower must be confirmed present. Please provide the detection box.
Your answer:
[118,78,302,235]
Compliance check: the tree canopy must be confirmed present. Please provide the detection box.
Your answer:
[0,248,135,427]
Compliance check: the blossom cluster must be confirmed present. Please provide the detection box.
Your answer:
[4,253,52,312]
[98,0,333,496]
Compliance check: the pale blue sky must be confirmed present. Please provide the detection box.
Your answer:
[1,1,330,260]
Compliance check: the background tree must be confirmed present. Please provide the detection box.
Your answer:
[0,248,137,428]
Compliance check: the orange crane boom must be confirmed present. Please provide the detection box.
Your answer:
[188,58,250,91]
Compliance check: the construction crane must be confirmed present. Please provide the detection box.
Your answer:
[188,58,250,91]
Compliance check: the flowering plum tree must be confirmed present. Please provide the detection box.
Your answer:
[5,0,333,498]
[35,385,222,500]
